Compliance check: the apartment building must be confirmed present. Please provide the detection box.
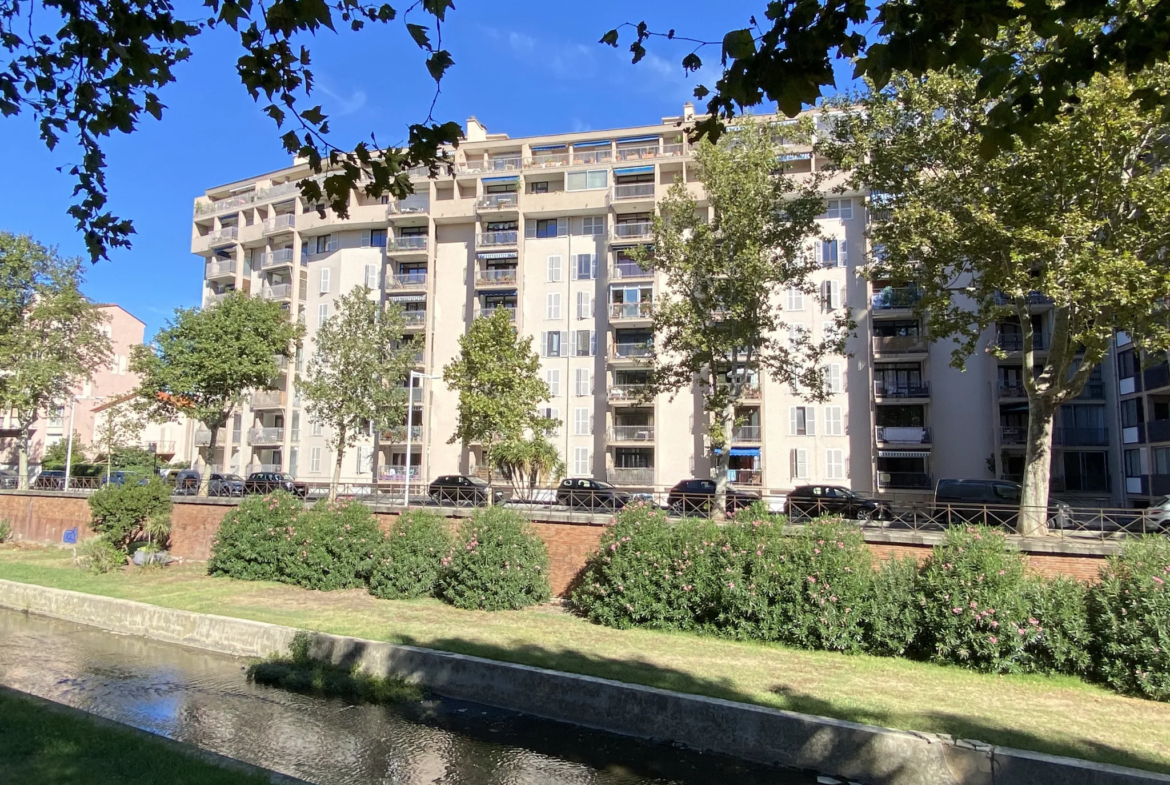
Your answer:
[190,104,1123,504]
[1113,332,1170,507]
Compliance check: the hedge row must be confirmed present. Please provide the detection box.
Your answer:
[207,493,550,610]
[570,503,1170,702]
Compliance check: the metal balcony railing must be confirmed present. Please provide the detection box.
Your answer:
[402,311,427,327]
[573,149,612,165]
[263,214,295,233]
[873,335,927,354]
[662,143,688,157]
[206,226,238,245]
[261,283,292,300]
[252,391,285,409]
[615,144,659,160]
[477,306,517,322]
[995,332,1048,352]
[476,267,518,285]
[387,236,428,252]
[525,152,569,168]
[613,183,655,200]
[246,463,283,474]
[733,426,762,442]
[607,467,655,485]
[476,231,518,247]
[608,385,650,402]
[875,426,932,444]
[612,222,653,240]
[611,261,653,280]
[260,248,295,269]
[874,381,931,398]
[871,287,922,310]
[998,382,1027,398]
[386,272,428,289]
[1056,427,1109,446]
[205,259,237,278]
[610,425,655,441]
[609,302,653,319]
[476,193,519,210]
[386,195,430,214]
[248,427,284,445]
[145,441,176,454]
[611,342,652,359]
[194,428,229,446]
[729,469,763,486]
[994,291,1054,307]
[382,425,423,442]
[1001,426,1028,445]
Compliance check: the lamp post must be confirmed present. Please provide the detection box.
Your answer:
[63,395,103,491]
[403,370,440,505]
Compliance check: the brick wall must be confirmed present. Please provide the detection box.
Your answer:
[0,493,92,544]
[866,541,1108,582]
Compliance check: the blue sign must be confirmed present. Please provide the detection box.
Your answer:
[62,527,78,545]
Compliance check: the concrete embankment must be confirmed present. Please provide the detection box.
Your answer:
[0,578,1165,785]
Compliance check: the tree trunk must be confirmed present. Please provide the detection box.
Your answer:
[17,424,30,490]
[198,427,217,497]
[1019,398,1057,537]
[329,426,346,502]
[713,402,734,521]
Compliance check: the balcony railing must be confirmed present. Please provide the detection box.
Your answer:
[613,183,655,200]
[615,144,659,160]
[205,259,237,278]
[206,227,238,245]
[873,335,927,354]
[608,467,655,485]
[259,248,294,269]
[609,302,653,320]
[194,182,301,218]
[998,382,1027,398]
[874,381,931,398]
[662,143,688,157]
[1148,420,1170,443]
[386,195,430,215]
[394,386,425,404]
[263,214,295,233]
[733,426,762,442]
[610,425,655,442]
[248,427,284,445]
[994,291,1054,307]
[402,311,427,328]
[877,472,932,490]
[611,342,653,359]
[611,261,653,280]
[145,441,176,455]
[608,384,650,402]
[524,152,569,168]
[246,463,284,475]
[1056,427,1109,447]
[252,390,286,409]
[476,231,519,247]
[875,426,932,444]
[477,306,517,322]
[382,425,423,442]
[572,149,612,165]
[261,283,292,301]
[1001,426,1028,445]
[205,290,230,305]
[387,236,428,253]
[612,222,653,240]
[386,272,428,289]
[476,267,519,285]
[193,428,229,446]
[995,332,1048,352]
[871,287,922,310]
[729,469,763,486]
[476,193,519,210]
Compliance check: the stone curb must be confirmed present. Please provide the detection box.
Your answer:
[0,578,1166,785]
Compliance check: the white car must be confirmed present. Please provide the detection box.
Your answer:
[1144,496,1170,530]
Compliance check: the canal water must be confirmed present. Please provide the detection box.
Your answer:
[0,609,813,784]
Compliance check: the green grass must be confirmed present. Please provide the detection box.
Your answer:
[4,545,1170,774]
[0,687,274,785]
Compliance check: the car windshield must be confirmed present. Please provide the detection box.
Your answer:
[224,475,242,482]
[593,481,615,490]
[467,476,488,486]
[278,474,294,482]
[1152,496,1170,508]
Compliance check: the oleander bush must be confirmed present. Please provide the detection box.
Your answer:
[208,492,302,582]
[1023,575,1093,676]
[0,518,11,543]
[1089,537,1170,700]
[87,478,172,553]
[368,509,452,600]
[283,500,384,591]
[438,506,551,611]
[861,555,922,657]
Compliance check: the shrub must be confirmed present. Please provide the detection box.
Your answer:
[368,509,452,600]
[87,479,172,552]
[916,526,1039,673]
[439,507,551,611]
[1022,575,1093,676]
[208,492,302,582]
[570,503,724,630]
[0,518,11,543]
[1089,537,1170,700]
[75,536,124,574]
[863,556,922,657]
[283,500,384,591]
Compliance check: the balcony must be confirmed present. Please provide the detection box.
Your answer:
[609,425,655,442]
[998,381,1027,399]
[206,227,238,247]
[386,194,430,215]
[252,390,286,409]
[1148,420,1170,443]
[732,425,762,443]
[476,306,517,323]
[193,428,229,447]
[381,424,423,442]
[386,236,428,255]
[608,385,650,404]
[611,260,653,280]
[248,427,284,446]
[995,332,1048,353]
[524,151,569,168]
[875,426,932,444]
[871,287,922,311]
[194,182,301,218]
[263,214,296,234]
[874,381,931,399]
[261,283,293,301]
[877,472,932,490]
[386,272,428,290]
[662,143,689,157]
[145,440,176,455]
[613,183,655,201]
[994,291,1054,307]
[476,193,519,211]
[611,342,653,361]
[873,335,927,355]
[205,258,237,279]
[259,248,295,270]
[572,148,612,165]
[476,267,519,287]
[608,467,655,486]
[476,231,519,248]
[611,222,654,242]
[615,144,659,161]
[401,311,427,330]
[609,301,653,322]
[1056,427,1109,447]
[730,469,763,487]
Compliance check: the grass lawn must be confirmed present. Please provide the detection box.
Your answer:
[3,545,1170,775]
[0,687,274,785]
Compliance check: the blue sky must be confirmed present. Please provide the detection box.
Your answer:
[0,1,851,338]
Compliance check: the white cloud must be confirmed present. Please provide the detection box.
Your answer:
[316,82,368,118]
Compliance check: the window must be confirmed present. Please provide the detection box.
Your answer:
[822,198,853,219]
[574,408,592,435]
[790,406,816,435]
[573,446,591,475]
[576,292,593,320]
[370,228,387,247]
[822,321,841,343]
[547,255,563,282]
[546,292,562,320]
[542,331,567,357]
[530,180,549,194]
[311,418,322,436]
[787,288,805,311]
[1118,349,1136,379]
[317,303,328,328]
[790,448,809,479]
[574,253,597,280]
[822,279,841,309]
[309,446,322,473]
[1125,449,1143,478]
[573,329,595,356]
[581,216,605,236]
[364,264,378,289]
[567,169,608,191]
[319,267,330,293]
[826,363,843,393]
[1156,447,1170,475]
[826,449,845,479]
[789,325,808,345]
[824,406,843,436]
[1122,398,1144,428]
[575,368,592,396]
[546,369,561,396]
[535,219,559,238]
[315,234,333,254]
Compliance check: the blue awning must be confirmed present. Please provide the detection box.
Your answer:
[530,144,567,151]
[618,136,660,144]
[479,289,518,297]
[573,139,611,148]
[482,175,519,183]
[731,447,761,457]
[614,165,654,176]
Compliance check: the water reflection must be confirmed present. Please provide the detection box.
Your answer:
[0,610,809,784]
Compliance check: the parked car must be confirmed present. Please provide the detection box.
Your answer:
[932,478,1072,529]
[172,469,202,495]
[0,470,18,489]
[556,478,630,511]
[428,475,504,506]
[785,485,892,522]
[243,472,308,498]
[667,479,759,516]
[99,471,150,487]
[32,470,66,490]
[208,473,245,497]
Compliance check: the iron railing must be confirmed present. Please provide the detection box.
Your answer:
[613,183,655,200]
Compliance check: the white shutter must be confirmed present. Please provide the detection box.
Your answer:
[548,255,563,282]
[797,449,808,479]
[827,363,842,393]
[826,449,843,479]
[815,241,823,266]
[839,239,848,266]
[320,267,330,293]
[559,331,570,356]
[569,331,578,356]
[546,293,561,320]
[575,368,590,396]
[557,217,569,236]
[589,331,597,356]
[590,254,598,279]
[574,407,590,435]
[360,229,371,247]
[825,405,842,436]
[317,303,328,328]
[807,408,816,435]
[577,291,588,320]
[546,369,560,396]
[789,407,798,436]
[364,264,378,289]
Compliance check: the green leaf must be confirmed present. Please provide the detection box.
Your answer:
[426,50,454,82]
[721,29,755,61]
[406,22,431,50]
[599,29,619,47]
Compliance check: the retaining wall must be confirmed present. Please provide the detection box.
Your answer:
[0,491,1120,594]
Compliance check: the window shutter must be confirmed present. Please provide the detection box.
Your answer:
[590,254,598,279]
[557,217,568,236]
[539,331,547,357]
[364,264,378,289]
[570,259,578,280]
[807,408,816,436]
[790,449,798,478]
[569,331,578,355]
[589,331,597,356]
[560,331,570,356]
[839,239,848,266]
[798,449,808,479]
[789,407,798,436]
[548,255,563,282]
[360,229,371,247]
[815,242,823,266]
[320,268,330,293]
[577,291,587,320]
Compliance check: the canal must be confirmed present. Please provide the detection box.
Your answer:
[0,609,813,784]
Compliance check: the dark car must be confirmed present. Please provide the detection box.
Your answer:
[429,475,505,506]
[172,469,202,496]
[209,473,245,497]
[243,472,308,498]
[785,485,892,522]
[100,471,150,487]
[667,479,759,516]
[932,478,1072,529]
[556,478,630,511]
[32,470,67,490]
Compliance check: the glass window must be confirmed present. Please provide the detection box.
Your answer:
[567,170,608,191]
[370,228,387,247]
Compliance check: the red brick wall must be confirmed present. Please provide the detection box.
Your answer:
[0,493,93,544]
[169,502,235,561]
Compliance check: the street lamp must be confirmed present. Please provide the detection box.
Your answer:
[63,395,103,491]
[403,370,440,505]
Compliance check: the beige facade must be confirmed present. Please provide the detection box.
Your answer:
[191,106,1122,503]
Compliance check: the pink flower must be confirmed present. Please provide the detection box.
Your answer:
[1154,576,1165,586]
[814,548,821,554]
[1018,628,1027,635]
[990,621,999,629]
[610,543,618,551]
[952,607,963,614]
[807,576,817,584]
[989,636,998,644]
[728,581,735,588]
